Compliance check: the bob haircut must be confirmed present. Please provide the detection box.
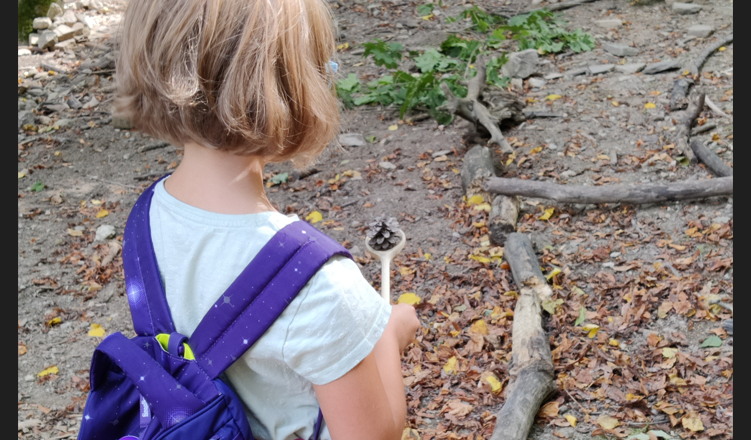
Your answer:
[116,0,339,165]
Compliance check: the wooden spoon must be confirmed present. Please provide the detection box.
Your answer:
[364,229,406,302]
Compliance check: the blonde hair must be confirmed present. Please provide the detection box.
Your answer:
[116,0,339,165]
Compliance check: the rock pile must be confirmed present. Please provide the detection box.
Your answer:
[26,2,99,51]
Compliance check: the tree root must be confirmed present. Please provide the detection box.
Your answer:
[669,34,733,110]
[690,140,733,177]
[674,93,705,164]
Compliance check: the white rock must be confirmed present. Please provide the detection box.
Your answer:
[529,77,546,88]
[71,22,85,36]
[47,2,64,18]
[643,59,681,74]
[615,63,646,74]
[62,9,77,26]
[18,48,32,57]
[595,19,622,29]
[33,17,52,29]
[29,33,39,46]
[511,78,523,89]
[379,161,397,170]
[687,24,714,38]
[501,49,539,79]
[37,30,59,49]
[673,2,702,14]
[338,133,366,147]
[95,225,116,242]
[602,43,638,57]
[54,24,75,41]
[544,72,563,80]
[82,97,99,109]
[588,64,615,75]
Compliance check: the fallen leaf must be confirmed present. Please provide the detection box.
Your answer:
[470,319,489,335]
[88,323,106,337]
[565,414,577,427]
[445,399,473,417]
[539,207,555,221]
[38,365,59,378]
[467,195,484,205]
[662,347,678,359]
[67,229,83,237]
[483,372,503,394]
[443,356,457,375]
[597,415,619,430]
[545,267,562,281]
[546,94,562,101]
[47,317,62,326]
[474,203,491,212]
[398,293,421,306]
[645,102,657,109]
[424,253,431,260]
[542,298,564,315]
[18,344,27,356]
[649,91,662,96]
[96,209,109,218]
[583,324,599,338]
[388,125,399,131]
[538,401,559,418]
[18,171,27,179]
[401,428,421,440]
[575,307,586,326]
[530,146,543,154]
[718,46,726,52]
[305,211,323,224]
[609,338,620,347]
[612,101,619,106]
[682,413,704,432]
[337,42,349,51]
[700,335,722,348]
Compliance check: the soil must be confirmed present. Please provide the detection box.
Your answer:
[18,0,732,438]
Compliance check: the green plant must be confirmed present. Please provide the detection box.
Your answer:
[417,3,434,16]
[18,0,56,40]
[362,40,404,69]
[335,73,361,109]
[455,6,506,33]
[30,181,45,192]
[496,10,596,54]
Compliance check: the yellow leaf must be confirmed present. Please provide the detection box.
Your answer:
[18,171,27,179]
[612,101,619,106]
[96,209,109,218]
[305,211,323,224]
[443,356,457,375]
[401,428,421,440]
[609,338,620,347]
[545,267,562,281]
[663,347,678,358]
[67,228,83,237]
[421,13,434,20]
[669,373,687,386]
[546,94,562,101]
[388,125,399,131]
[424,253,431,261]
[47,317,62,326]
[470,319,488,335]
[645,102,656,109]
[649,91,662,96]
[505,151,517,166]
[539,207,555,221]
[400,266,415,276]
[88,323,106,337]
[582,324,599,338]
[718,46,726,52]
[470,255,491,264]
[18,344,27,356]
[682,413,705,432]
[397,293,421,306]
[597,415,619,430]
[485,374,502,394]
[597,154,610,160]
[38,365,59,377]
[565,415,577,427]
[530,146,543,154]
[474,203,491,212]
[91,199,103,205]
[467,194,484,205]
[625,393,643,401]
[336,42,349,51]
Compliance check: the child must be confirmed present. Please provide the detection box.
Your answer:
[115,1,420,440]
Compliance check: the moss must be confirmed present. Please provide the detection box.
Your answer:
[18,0,56,42]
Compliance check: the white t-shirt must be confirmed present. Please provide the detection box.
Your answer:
[149,179,391,440]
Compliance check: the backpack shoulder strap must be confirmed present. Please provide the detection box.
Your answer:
[122,175,176,336]
[188,221,351,379]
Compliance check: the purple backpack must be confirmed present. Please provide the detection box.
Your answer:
[77,178,351,440]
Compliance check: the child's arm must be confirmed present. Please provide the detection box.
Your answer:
[313,304,419,440]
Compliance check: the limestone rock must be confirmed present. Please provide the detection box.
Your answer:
[37,30,59,49]
[54,24,75,41]
[602,43,638,57]
[595,19,622,29]
[71,22,85,36]
[62,9,77,26]
[29,33,39,46]
[687,24,714,38]
[529,78,546,88]
[643,59,681,74]
[18,48,32,57]
[615,63,646,74]
[673,2,702,14]
[379,161,397,170]
[338,133,366,147]
[33,17,52,29]
[95,225,116,242]
[501,49,539,79]
[588,64,615,75]
[47,2,64,18]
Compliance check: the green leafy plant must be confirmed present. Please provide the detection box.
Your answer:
[496,10,596,54]
[457,6,506,33]
[269,173,289,186]
[31,181,45,192]
[18,0,56,40]
[440,35,482,62]
[362,40,404,69]
[417,3,434,16]
[335,73,361,109]
[486,55,510,88]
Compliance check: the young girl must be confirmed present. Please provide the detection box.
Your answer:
[115,1,420,439]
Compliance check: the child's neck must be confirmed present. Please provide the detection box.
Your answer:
[164,142,276,215]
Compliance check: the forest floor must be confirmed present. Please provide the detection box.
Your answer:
[18,0,733,439]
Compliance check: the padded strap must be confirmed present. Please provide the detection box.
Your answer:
[122,175,175,336]
[189,221,351,379]
[93,333,205,428]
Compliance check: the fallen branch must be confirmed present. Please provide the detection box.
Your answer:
[674,93,705,164]
[538,0,603,12]
[691,122,717,136]
[690,140,733,177]
[489,195,520,245]
[669,78,693,111]
[484,176,733,204]
[704,96,730,118]
[687,34,733,76]
[439,58,516,153]
[461,145,496,196]
[490,233,556,440]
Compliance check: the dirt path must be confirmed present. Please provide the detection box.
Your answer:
[18,0,732,439]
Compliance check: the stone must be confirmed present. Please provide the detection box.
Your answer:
[56,118,74,128]
[47,2,64,18]
[71,22,85,36]
[54,24,75,41]
[66,96,82,109]
[62,9,77,26]
[36,115,52,126]
[18,111,35,129]
[688,24,714,38]
[544,72,563,80]
[602,43,638,57]
[501,49,539,79]
[29,33,39,46]
[673,2,702,14]
[595,19,622,29]
[643,59,681,74]
[349,245,362,256]
[511,78,523,89]
[37,30,59,49]
[112,115,133,129]
[95,225,116,242]
[529,77,546,88]
[33,17,52,29]
[563,67,588,77]
[615,63,646,74]
[18,48,31,57]
[588,64,615,75]
[379,161,397,170]
[338,133,366,147]
[81,96,99,109]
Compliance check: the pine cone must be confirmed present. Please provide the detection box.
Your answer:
[367,215,401,251]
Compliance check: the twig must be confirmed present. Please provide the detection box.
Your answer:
[691,122,717,136]
[674,93,705,164]
[687,34,733,76]
[690,140,733,177]
[704,96,730,118]
[670,34,732,109]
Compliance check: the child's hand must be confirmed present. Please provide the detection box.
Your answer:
[389,304,420,352]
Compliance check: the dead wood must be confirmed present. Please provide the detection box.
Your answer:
[461,145,496,196]
[484,176,733,204]
[490,233,556,440]
[489,196,520,245]
[691,122,716,136]
[690,140,733,177]
[674,93,705,164]
[439,58,520,154]
[704,96,730,118]
[670,34,733,108]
